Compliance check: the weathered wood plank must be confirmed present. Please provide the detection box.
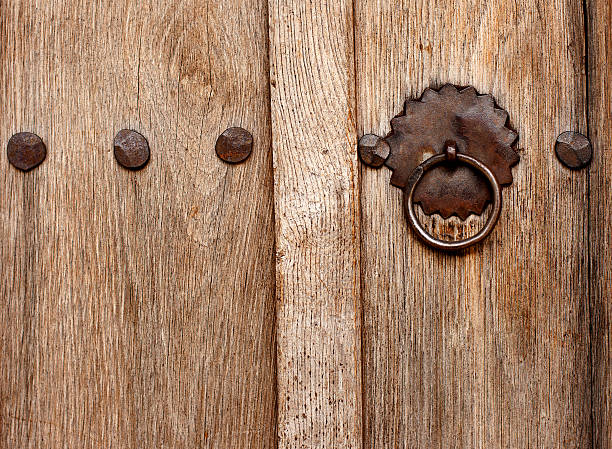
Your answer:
[355,1,591,447]
[267,1,362,448]
[0,1,276,447]
[587,0,611,447]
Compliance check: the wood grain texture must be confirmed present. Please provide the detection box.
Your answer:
[0,1,276,447]
[267,1,362,448]
[587,0,611,447]
[356,0,592,448]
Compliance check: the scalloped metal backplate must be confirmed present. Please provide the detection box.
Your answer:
[384,84,519,219]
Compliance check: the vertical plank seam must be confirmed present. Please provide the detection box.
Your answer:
[351,0,365,445]
[582,1,595,448]
[265,2,283,446]
[351,0,368,448]
[262,0,281,447]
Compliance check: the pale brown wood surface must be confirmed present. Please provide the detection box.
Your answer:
[588,0,611,447]
[1,0,609,448]
[0,1,276,448]
[356,1,592,448]
[267,1,362,448]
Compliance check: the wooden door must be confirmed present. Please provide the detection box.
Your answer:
[1,1,610,448]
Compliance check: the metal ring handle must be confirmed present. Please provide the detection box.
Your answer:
[404,152,502,251]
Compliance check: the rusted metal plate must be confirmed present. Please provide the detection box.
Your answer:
[384,84,519,219]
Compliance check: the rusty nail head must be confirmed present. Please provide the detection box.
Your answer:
[555,131,592,170]
[114,129,150,170]
[215,127,253,164]
[7,132,47,171]
[358,134,390,167]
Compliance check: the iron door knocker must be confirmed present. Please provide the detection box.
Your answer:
[359,84,520,251]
